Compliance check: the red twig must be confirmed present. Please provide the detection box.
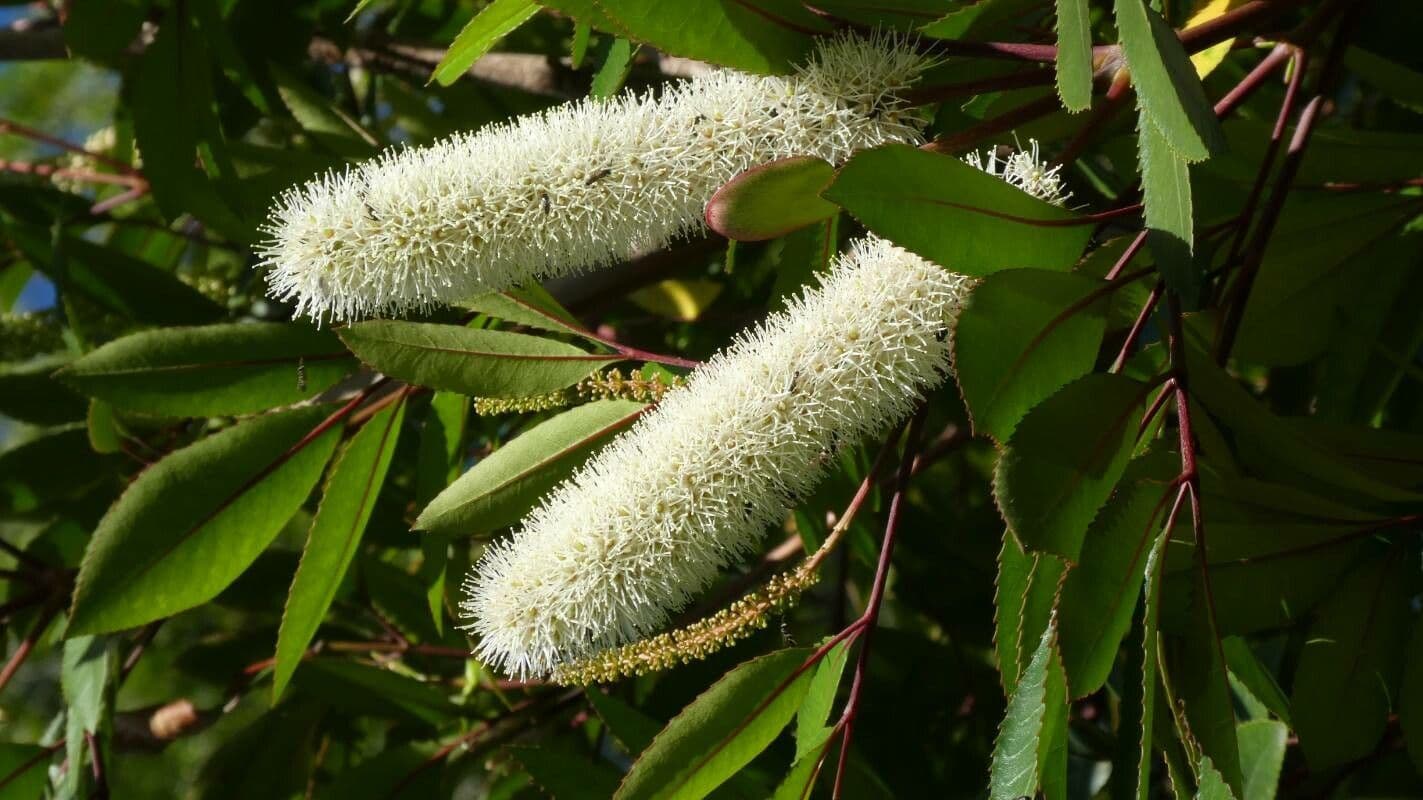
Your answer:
[0,740,63,792]
[0,117,138,174]
[0,599,61,695]
[1112,280,1165,373]
[832,410,926,799]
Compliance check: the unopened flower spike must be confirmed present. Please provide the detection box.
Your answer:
[259,34,932,323]
[463,144,1066,680]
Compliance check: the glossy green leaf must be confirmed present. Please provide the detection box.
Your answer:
[1113,0,1225,162]
[1138,114,1198,301]
[772,726,835,800]
[954,269,1110,441]
[1058,455,1176,696]
[994,373,1152,561]
[995,532,1065,697]
[615,647,816,800]
[989,621,1058,800]
[1054,0,1093,112]
[591,37,637,98]
[433,0,540,86]
[706,156,838,241]
[571,0,828,75]
[461,286,588,338]
[68,405,342,635]
[795,637,851,759]
[274,400,406,703]
[1400,615,1423,773]
[416,399,644,535]
[824,144,1092,276]
[340,321,617,398]
[59,323,356,417]
[61,635,110,734]
[1236,720,1287,800]
[1291,553,1411,769]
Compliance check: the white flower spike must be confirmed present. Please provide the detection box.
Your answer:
[463,237,968,679]
[461,142,1069,680]
[259,34,931,323]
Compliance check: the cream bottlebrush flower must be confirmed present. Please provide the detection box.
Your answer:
[259,35,931,323]
[463,237,968,679]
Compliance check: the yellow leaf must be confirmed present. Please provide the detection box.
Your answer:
[628,279,723,322]
[1186,0,1246,78]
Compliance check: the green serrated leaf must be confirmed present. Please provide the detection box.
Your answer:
[273,400,406,703]
[954,269,1110,442]
[1164,563,1244,796]
[416,399,644,536]
[995,532,1065,697]
[824,144,1092,276]
[1059,455,1177,696]
[1114,0,1225,162]
[706,156,838,242]
[989,621,1057,800]
[615,647,816,800]
[433,0,540,86]
[68,405,342,635]
[1055,0,1094,112]
[1138,114,1199,302]
[340,320,618,398]
[1194,756,1237,800]
[591,37,638,98]
[994,373,1152,561]
[58,323,356,418]
[1236,720,1286,800]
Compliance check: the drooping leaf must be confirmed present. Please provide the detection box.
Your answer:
[339,321,618,398]
[274,400,407,703]
[1113,0,1226,162]
[795,637,851,759]
[995,531,1065,697]
[706,156,838,241]
[59,323,357,417]
[988,621,1060,800]
[825,144,1092,275]
[1133,523,1171,800]
[432,0,540,86]
[415,399,645,536]
[272,64,380,155]
[0,356,87,425]
[994,373,1153,560]
[1058,453,1177,696]
[1137,114,1199,302]
[615,647,816,800]
[953,268,1111,441]
[128,4,251,241]
[1290,553,1412,770]
[1054,0,1094,112]
[68,405,342,635]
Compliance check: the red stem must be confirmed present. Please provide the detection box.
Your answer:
[832,410,926,799]
[0,600,61,695]
[1112,280,1165,373]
